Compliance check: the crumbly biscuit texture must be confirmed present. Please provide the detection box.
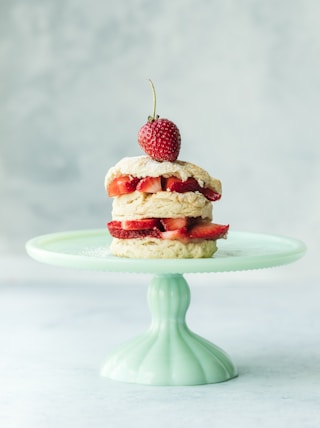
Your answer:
[105,156,222,193]
[112,191,213,220]
[111,237,217,258]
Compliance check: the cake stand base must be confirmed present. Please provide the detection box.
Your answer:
[101,274,237,386]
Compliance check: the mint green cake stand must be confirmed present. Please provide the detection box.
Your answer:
[26,230,306,386]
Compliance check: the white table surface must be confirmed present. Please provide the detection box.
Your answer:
[0,255,319,428]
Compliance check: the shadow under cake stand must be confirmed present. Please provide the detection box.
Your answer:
[26,229,306,386]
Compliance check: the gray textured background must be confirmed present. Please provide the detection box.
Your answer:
[1,0,319,275]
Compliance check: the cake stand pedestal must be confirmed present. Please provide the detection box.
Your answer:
[26,230,306,386]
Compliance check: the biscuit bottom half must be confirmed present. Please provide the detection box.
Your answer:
[110,237,217,259]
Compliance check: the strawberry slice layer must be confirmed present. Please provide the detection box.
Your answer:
[107,175,221,201]
[107,219,229,242]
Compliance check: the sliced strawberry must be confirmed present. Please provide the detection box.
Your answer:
[188,223,229,240]
[165,176,222,202]
[161,227,188,242]
[136,176,162,193]
[122,218,161,230]
[200,188,221,201]
[107,220,122,229]
[107,175,139,197]
[107,219,229,242]
[107,222,161,239]
[161,217,188,231]
[165,177,200,193]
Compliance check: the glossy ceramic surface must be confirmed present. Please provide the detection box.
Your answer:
[101,273,237,385]
[26,229,306,274]
[25,229,306,385]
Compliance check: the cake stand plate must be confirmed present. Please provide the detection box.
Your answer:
[26,230,306,386]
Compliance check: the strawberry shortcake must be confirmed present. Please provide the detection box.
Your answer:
[105,156,228,258]
[104,81,229,258]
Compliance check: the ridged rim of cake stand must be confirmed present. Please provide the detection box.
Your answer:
[25,229,306,274]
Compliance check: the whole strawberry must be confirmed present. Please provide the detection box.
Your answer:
[138,80,181,162]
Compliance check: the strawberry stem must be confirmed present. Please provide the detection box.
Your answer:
[148,79,158,121]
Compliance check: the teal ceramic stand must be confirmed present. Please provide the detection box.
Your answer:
[26,229,306,386]
[101,273,236,385]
